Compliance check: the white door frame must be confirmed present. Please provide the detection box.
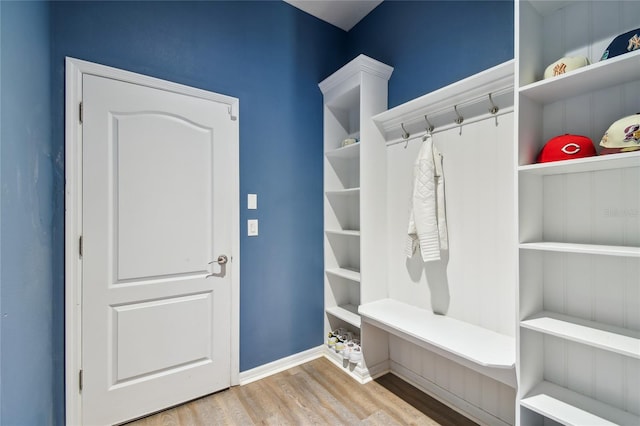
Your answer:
[64,57,240,425]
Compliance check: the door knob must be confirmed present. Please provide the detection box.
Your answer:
[209,255,228,265]
[206,255,228,278]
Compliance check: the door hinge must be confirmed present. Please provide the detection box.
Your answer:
[79,235,83,258]
[79,102,83,123]
[79,369,83,392]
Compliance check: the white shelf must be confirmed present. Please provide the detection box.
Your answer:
[325,188,360,196]
[519,242,640,257]
[325,229,360,237]
[521,311,640,359]
[326,304,361,328]
[519,151,640,175]
[521,381,640,426]
[325,143,360,160]
[326,267,360,282]
[519,50,640,104]
[359,299,515,369]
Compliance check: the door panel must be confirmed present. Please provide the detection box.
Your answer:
[112,293,213,382]
[115,113,212,281]
[82,74,233,425]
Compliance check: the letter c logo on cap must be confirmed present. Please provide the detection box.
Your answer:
[561,143,581,155]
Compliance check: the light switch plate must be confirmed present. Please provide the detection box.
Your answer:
[247,219,258,236]
[248,194,257,210]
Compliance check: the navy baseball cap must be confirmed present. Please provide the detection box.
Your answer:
[600,28,640,60]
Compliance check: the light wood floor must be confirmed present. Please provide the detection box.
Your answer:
[127,356,478,425]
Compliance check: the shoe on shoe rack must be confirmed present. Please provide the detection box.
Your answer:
[327,328,345,348]
[330,328,350,343]
[349,347,362,364]
[341,339,358,359]
[348,339,362,364]
[328,328,346,339]
[327,328,361,352]
[327,336,338,349]
[330,329,355,342]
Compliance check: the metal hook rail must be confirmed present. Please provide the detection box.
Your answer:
[390,107,513,148]
[395,89,510,148]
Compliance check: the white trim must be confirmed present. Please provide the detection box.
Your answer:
[238,346,325,385]
[64,57,240,425]
[65,58,83,426]
[318,54,393,95]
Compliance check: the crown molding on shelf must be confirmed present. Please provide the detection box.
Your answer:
[318,54,394,95]
[372,60,515,142]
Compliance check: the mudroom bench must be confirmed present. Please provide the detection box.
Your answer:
[359,298,516,388]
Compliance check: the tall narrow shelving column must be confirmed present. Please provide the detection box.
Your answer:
[516,1,640,425]
[319,55,393,381]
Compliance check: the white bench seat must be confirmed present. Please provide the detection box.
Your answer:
[359,298,516,387]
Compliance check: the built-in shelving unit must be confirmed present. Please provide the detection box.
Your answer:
[516,1,640,424]
[318,3,639,421]
[362,59,518,426]
[319,55,392,382]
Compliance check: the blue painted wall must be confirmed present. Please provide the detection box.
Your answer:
[347,0,514,108]
[50,0,346,374]
[0,1,515,424]
[0,1,55,424]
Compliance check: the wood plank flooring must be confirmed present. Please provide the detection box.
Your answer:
[127,356,478,425]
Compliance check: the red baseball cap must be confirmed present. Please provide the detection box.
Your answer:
[537,134,597,163]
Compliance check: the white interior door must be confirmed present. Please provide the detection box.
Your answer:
[81,74,234,425]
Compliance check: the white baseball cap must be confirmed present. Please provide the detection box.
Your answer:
[599,113,640,155]
[543,56,590,79]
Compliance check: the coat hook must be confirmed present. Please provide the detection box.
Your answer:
[400,122,410,139]
[424,115,434,134]
[488,93,500,126]
[488,93,499,114]
[454,105,464,135]
[454,105,464,125]
[400,123,410,148]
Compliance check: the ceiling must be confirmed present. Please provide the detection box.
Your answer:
[284,0,383,31]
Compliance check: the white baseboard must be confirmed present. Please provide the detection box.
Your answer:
[238,346,324,385]
[366,358,391,381]
[390,361,511,426]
